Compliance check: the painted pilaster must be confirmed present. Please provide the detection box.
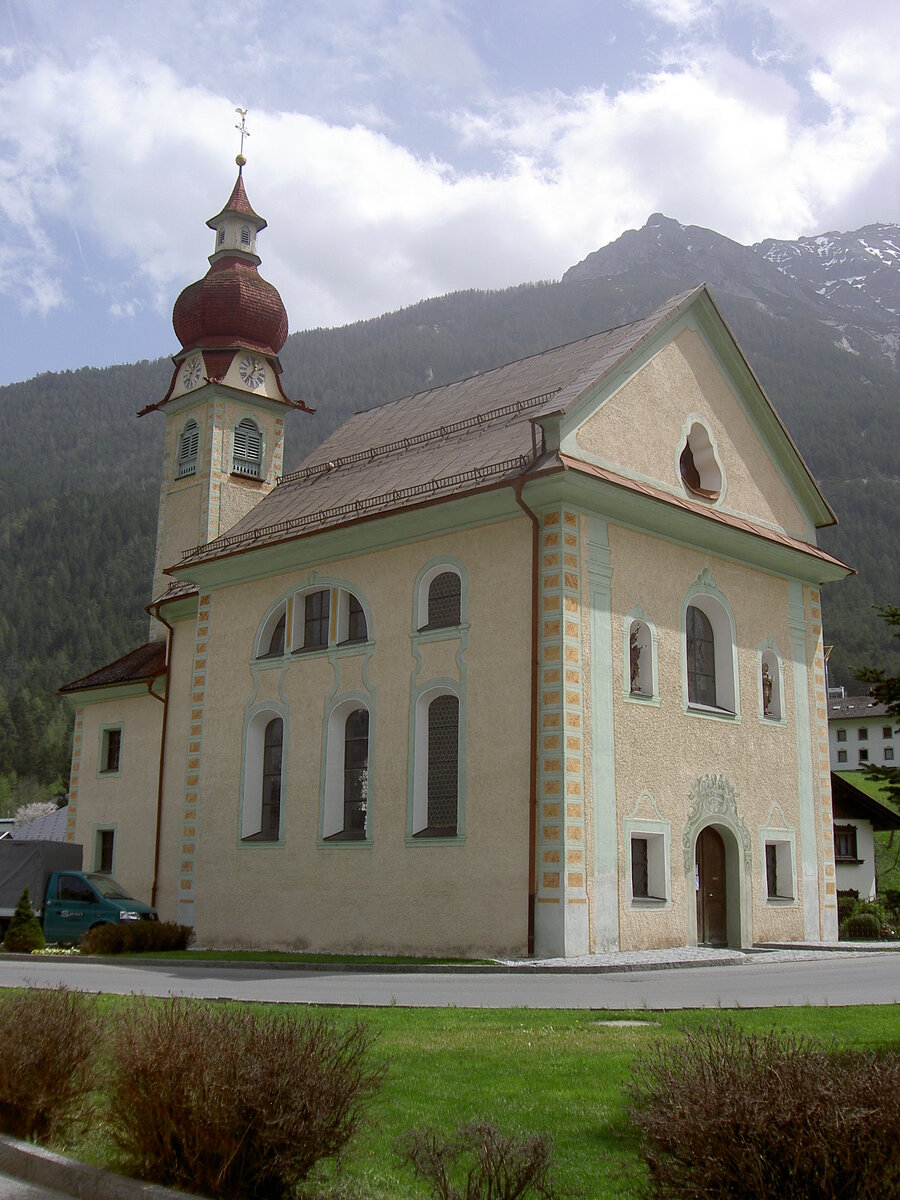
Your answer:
[789,580,821,941]
[177,592,210,927]
[808,588,838,941]
[586,516,619,950]
[533,507,589,958]
[65,708,84,843]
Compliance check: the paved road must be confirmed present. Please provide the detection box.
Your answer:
[0,1180,68,1199]
[1,953,899,1008]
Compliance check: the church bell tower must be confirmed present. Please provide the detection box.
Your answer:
[141,135,312,609]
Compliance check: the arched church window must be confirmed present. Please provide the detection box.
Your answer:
[240,225,251,247]
[686,605,716,708]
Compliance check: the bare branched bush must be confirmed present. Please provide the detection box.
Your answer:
[106,997,384,1199]
[398,1120,558,1200]
[628,1021,900,1199]
[0,986,100,1141]
[79,920,193,955]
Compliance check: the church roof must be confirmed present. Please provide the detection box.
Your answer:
[176,286,844,573]
[60,640,167,695]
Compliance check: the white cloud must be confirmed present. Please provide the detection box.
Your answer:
[0,0,897,348]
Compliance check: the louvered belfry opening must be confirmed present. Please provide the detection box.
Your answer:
[233,418,262,477]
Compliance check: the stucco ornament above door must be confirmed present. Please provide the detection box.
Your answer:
[682,773,752,872]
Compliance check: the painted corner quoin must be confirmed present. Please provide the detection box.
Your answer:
[534,506,590,957]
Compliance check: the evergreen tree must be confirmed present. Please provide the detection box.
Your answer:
[3,887,45,953]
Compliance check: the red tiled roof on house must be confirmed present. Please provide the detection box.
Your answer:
[59,640,167,695]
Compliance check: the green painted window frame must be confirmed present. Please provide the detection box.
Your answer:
[98,725,123,777]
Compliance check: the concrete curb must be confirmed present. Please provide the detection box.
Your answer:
[7,940,900,977]
[0,1136,196,1199]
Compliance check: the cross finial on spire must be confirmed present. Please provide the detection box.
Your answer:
[234,108,249,169]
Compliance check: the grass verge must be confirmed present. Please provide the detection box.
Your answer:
[48,1002,900,1200]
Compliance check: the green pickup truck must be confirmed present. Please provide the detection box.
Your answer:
[0,840,157,943]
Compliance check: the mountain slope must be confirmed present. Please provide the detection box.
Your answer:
[1,214,898,802]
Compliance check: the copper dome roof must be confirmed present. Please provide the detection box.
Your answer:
[172,255,288,356]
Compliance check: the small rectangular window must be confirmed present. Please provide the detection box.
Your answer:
[836,729,847,742]
[858,728,868,741]
[834,825,858,862]
[884,727,893,739]
[96,829,114,874]
[628,831,667,902]
[631,837,649,898]
[837,749,847,763]
[859,749,869,762]
[764,838,795,900]
[765,843,778,899]
[100,727,122,774]
[886,747,895,762]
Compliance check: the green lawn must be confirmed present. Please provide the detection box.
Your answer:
[56,1001,900,1200]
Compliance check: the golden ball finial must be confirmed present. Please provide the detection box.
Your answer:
[236,153,247,168]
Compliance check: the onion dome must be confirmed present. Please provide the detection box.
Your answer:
[171,173,288,357]
[173,257,288,356]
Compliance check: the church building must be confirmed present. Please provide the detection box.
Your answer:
[61,163,851,957]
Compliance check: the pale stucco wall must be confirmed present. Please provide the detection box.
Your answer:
[575,330,808,539]
[156,516,534,954]
[68,692,162,906]
[592,522,810,951]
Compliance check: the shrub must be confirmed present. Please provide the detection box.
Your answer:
[628,1021,900,1199]
[842,911,884,940]
[3,887,45,953]
[837,894,858,924]
[0,986,100,1141]
[398,1120,557,1200]
[106,997,384,1199]
[79,920,194,955]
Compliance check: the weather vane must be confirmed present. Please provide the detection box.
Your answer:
[235,108,249,168]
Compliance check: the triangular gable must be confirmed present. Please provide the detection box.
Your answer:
[551,286,834,543]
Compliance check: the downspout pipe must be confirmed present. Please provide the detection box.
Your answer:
[146,605,173,909]
[513,477,540,957]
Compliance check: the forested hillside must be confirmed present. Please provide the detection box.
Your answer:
[1,236,897,812]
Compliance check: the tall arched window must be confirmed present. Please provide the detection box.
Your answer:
[260,718,283,839]
[322,700,372,841]
[177,419,199,478]
[240,225,252,247]
[686,605,716,708]
[233,418,262,477]
[426,572,461,628]
[683,580,738,716]
[242,710,284,841]
[342,709,369,839]
[426,694,459,835]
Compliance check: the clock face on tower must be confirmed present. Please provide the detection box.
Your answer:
[181,355,203,390]
[239,355,266,390]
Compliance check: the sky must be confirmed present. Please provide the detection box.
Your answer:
[1,0,898,387]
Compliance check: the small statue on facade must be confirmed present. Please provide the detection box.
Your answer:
[762,662,774,715]
[630,626,643,693]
